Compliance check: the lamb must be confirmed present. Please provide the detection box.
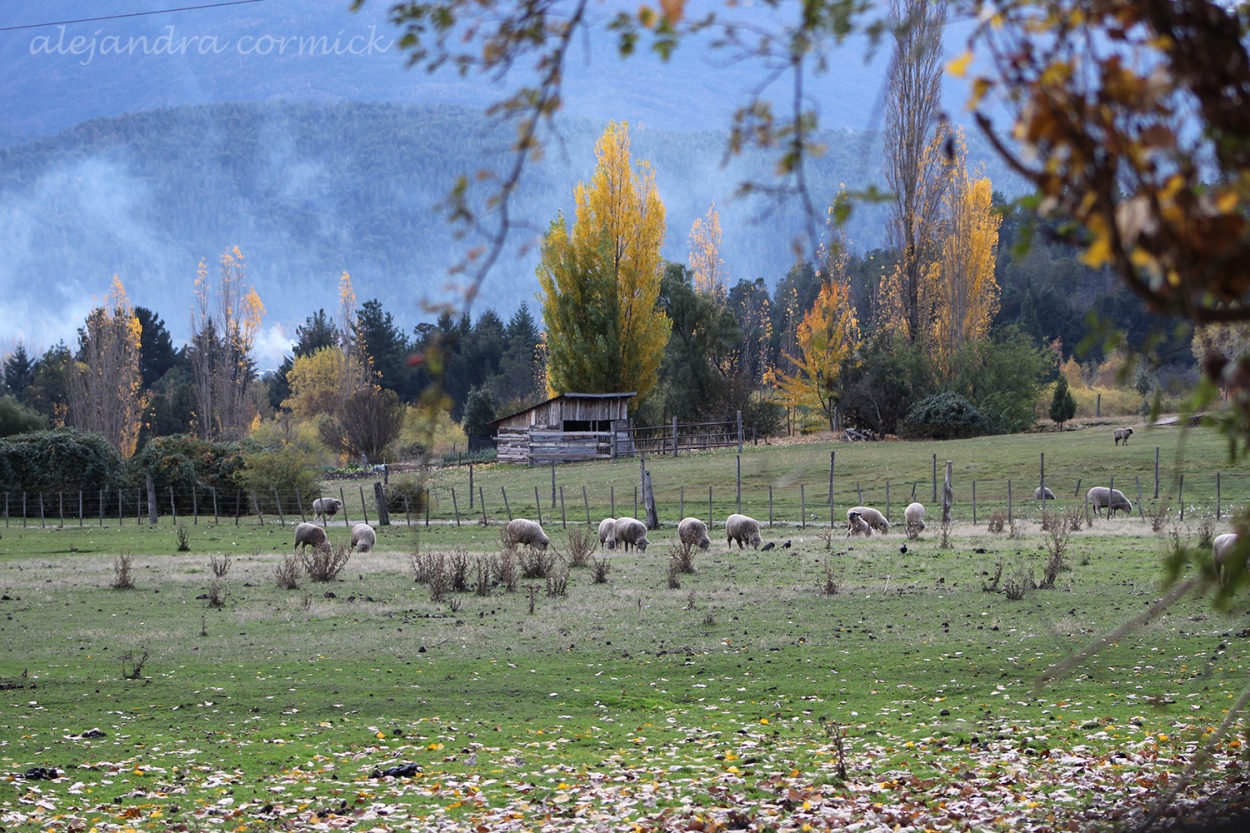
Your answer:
[313,497,343,522]
[598,517,618,550]
[614,517,650,552]
[1087,486,1133,517]
[1113,427,1134,446]
[293,521,329,553]
[350,522,376,553]
[845,510,873,537]
[677,517,711,551]
[847,506,889,534]
[505,518,550,550]
[1034,486,1056,500]
[1213,533,1242,579]
[725,513,762,550]
[904,502,926,537]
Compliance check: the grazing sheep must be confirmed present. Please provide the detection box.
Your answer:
[847,506,890,534]
[598,517,618,550]
[904,502,926,537]
[313,497,343,522]
[350,522,376,553]
[677,517,711,551]
[294,522,329,553]
[1213,533,1242,579]
[1034,486,1056,500]
[1113,427,1134,446]
[846,511,873,537]
[725,513,763,550]
[505,518,551,550]
[614,517,650,552]
[1087,486,1133,518]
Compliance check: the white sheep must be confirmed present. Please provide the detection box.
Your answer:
[293,522,329,553]
[350,522,376,553]
[1113,427,1134,446]
[847,506,889,534]
[614,517,650,552]
[505,518,550,550]
[598,517,618,550]
[1034,486,1056,500]
[725,513,762,550]
[1087,486,1133,518]
[904,502,926,537]
[677,517,711,550]
[1213,533,1242,580]
[845,510,873,537]
[313,497,343,522]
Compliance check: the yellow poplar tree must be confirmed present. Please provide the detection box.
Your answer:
[539,121,670,402]
[67,276,146,458]
[921,132,1001,380]
[766,269,861,432]
[689,203,726,300]
[282,346,369,419]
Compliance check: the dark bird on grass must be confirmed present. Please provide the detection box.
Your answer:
[783,540,792,549]
[761,541,776,551]
[900,544,908,554]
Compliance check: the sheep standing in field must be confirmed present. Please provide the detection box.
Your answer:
[505,518,550,550]
[350,522,376,553]
[1034,486,1056,500]
[1087,486,1133,518]
[677,517,711,551]
[904,502,926,538]
[1113,427,1134,446]
[1213,533,1242,580]
[313,497,344,523]
[598,517,618,550]
[294,522,329,553]
[725,513,762,550]
[847,506,890,534]
[845,511,872,537]
[614,517,650,552]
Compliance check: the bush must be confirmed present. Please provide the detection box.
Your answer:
[1049,376,1077,426]
[900,393,995,440]
[0,428,126,494]
[386,475,428,516]
[236,445,320,514]
[742,398,787,439]
[129,434,249,514]
[0,395,46,438]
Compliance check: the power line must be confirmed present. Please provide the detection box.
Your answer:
[0,0,267,33]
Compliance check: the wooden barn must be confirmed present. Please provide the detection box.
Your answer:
[493,392,635,464]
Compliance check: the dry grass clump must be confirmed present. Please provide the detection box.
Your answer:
[274,554,302,589]
[209,554,232,578]
[987,512,1006,534]
[302,543,351,582]
[494,550,518,591]
[590,556,611,584]
[518,546,556,579]
[112,553,135,589]
[565,527,598,567]
[820,557,840,595]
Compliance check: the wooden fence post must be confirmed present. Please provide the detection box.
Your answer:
[78,490,83,527]
[273,488,284,526]
[58,492,64,528]
[451,487,461,527]
[1217,472,1222,520]
[708,485,713,530]
[801,485,806,529]
[251,490,264,526]
[942,461,953,525]
[1154,448,1160,499]
[932,454,937,504]
[736,455,742,514]
[972,481,977,525]
[340,487,350,525]
[170,487,178,524]
[469,464,474,509]
[479,486,488,525]
[294,488,304,523]
[885,481,890,523]
[1039,453,1045,503]
[211,487,219,525]
[769,485,774,527]
[828,451,835,509]
[551,462,557,509]
[560,485,567,529]
[146,474,158,525]
[501,486,512,521]
[373,482,390,526]
[359,486,369,525]
[672,416,679,457]
[1179,474,1185,522]
[582,486,591,526]
[533,486,543,525]
[1007,480,1012,524]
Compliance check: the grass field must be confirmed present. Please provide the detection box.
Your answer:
[2,424,1250,831]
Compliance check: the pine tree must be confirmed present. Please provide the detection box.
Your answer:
[1049,374,1077,427]
[538,121,671,403]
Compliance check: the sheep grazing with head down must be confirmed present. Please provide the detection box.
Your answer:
[678,517,711,551]
[1213,533,1242,580]
[614,517,650,552]
[505,518,550,550]
[846,510,872,538]
[725,513,762,550]
[1087,486,1133,518]
[598,517,618,550]
[294,522,329,553]
[1034,486,1056,500]
[847,506,889,534]
[1113,427,1134,446]
[350,522,376,553]
[312,497,343,523]
[904,502,926,538]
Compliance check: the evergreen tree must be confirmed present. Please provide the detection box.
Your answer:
[462,386,498,439]
[1049,374,1077,427]
[135,306,178,388]
[355,299,417,400]
[2,342,36,401]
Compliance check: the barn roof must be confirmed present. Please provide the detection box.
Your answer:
[490,392,636,426]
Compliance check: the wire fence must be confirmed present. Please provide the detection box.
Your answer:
[4,465,1248,532]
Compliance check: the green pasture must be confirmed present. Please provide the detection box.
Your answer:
[1,425,1249,831]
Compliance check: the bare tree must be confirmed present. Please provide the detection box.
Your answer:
[67,277,146,458]
[321,386,407,462]
[880,0,949,342]
[189,248,265,440]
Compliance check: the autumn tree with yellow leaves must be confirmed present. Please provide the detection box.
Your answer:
[688,203,726,300]
[189,247,265,440]
[539,121,671,403]
[67,276,146,458]
[766,258,861,431]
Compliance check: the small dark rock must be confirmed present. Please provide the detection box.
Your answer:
[23,767,59,780]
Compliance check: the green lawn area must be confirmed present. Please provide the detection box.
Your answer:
[1,424,1249,831]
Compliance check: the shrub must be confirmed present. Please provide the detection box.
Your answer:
[129,434,249,514]
[386,475,427,516]
[236,445,320,515]
[301,543,351,582]
[566,527,598,567]
[900,393,994,440]
[0,428,126,495]
[1049,376,1077,426]
[274,554,302,589]
[0,395,46,438]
